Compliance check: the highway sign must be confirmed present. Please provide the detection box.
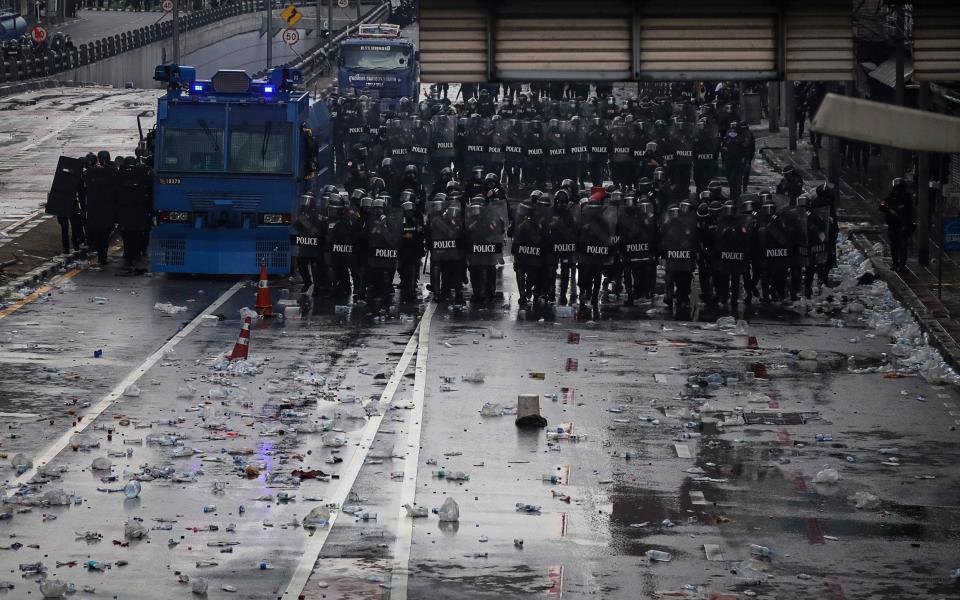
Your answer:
[282,28,299,45]
[337,0,348,8]
[161,0,173,12]
[280,4,302,27]
[30,25,47,44]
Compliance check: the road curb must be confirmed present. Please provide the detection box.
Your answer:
[0,78,94,99]
[0,248,86,304]
[761,145,960,374]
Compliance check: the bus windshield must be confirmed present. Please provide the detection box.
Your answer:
[160,121,224,173]
[341,44,411,71]
[229,122,293,174]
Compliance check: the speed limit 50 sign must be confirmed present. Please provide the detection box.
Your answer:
[282,28,299,45]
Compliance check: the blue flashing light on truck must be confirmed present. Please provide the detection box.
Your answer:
[149,64,331,275]
[337,23,418,104]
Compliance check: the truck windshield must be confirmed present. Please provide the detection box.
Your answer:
[160,123,224,172]
[229,122,292,174]
[342,44,411,70]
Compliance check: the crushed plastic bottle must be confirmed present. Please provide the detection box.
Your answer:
[749,544,773,558]
[124,519,148,540]
[39,579,67,598]
[90,457,112,471]
[645,550,672,562]
[716,316,736,330]
[191,578,209,595]
[403,504,428,517]
[515,503,541,513]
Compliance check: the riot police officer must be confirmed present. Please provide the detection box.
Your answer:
[660,202,698,313]
[512,191,548,307]
[465,195,504,302]
[619,195,658,304]
[695,194,717,304]
[756,197,792,302]
[292,193,324,294]
[575,196,617,308]
[398,198,425,302]
[426,195,465,303]
[365,197,401,304]
[586,118,610,187]
[84,150,118,267]
[46,155,87,254]
[713,200,753,305]
[721,121,748,201]
[880,178,914,273]
[116,156,151,269]
[548,188,578,305]
[324,195,364,301]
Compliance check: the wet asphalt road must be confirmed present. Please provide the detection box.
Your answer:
[0,143,958,600]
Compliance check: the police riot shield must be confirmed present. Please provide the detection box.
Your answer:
[512,201,547,268]
[117,164,151,232]
[544,121,567,168]
[292,209,324,260]
[430,114,456,166]
[575,203,618,266]
[325,205,362,268]
[410,119,431,168]
[342,100,369,153]
[660,209,697,272]
[503,120,526,167]
[807,205,831,266]
[367,208,403,269]
[564,119,588,165]
[385,119,413,166]
[673,122,696,167]
[549,201,578,263]
[630,121,650,163]
[587,122,610,165]
[486,118,507,170]
[524,120,546,174]
[428,204,463,263]
[465,202,504,267]
[619,203,657,263]
[464,116,486,171]
[712,212,751,274]
[758,213,794,270]
[609,122,632,166]
[46,156,84,218]
[787,204,809,267]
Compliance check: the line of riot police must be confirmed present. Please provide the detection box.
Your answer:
[327,90,756,207]
[45,150,154,270]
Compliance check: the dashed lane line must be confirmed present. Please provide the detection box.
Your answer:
[281,301,435,599]
[387,301,436,600]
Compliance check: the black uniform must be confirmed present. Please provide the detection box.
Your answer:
[116,159,152,267]
[83,155,118,265]
[46,156,86,253]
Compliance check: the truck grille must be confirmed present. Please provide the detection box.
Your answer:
[187,193,264,212]
[154,238,186,267]
[256,240,289,271]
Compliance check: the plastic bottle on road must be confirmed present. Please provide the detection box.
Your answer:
[542,474,562,484]
[749,544,773,558]
[645,550,672,562]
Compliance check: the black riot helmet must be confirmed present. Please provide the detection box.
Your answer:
[350,189,365,206]
[371,197,387,212]
[360,195,374,211]
[760,201,776,216]
[97,150,111,164]
[484,172,500,189]
[722,201,736,216]
[553,189,570,206]
[666,205,680,219]
[759,192,773,205]
[645,141,658,154]
[678,201,693,214]
[445,180,461,194]
[403,164,419,179]
[84,152,97,167]
[401,200,415,212]
[623,194,636,207]
[399,189,416,205]
[652,168,666,183]
[471,166,484,181]
[707,179,723,195]
[299,194,317,213]
[797,194,810,208]
[637,178,653,195]
[438,166,453,184]
[399,97,411,112]
[560,178,575,193]
[696,202,710,218]
[529,189,544,204]
[432,192,447,205]
[370,177,386,194]
[699,191,712,203]
[380,157,394,176]
[639,201,655,216]
[709,200,722,215]
[892,177,905,188]
[741,199,756,214]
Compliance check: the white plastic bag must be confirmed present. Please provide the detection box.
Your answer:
[436,497,460,522]
[813,467,840,485]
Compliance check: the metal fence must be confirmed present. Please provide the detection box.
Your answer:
[0,0,268,84]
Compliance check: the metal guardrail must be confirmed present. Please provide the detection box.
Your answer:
[0,0,296,84]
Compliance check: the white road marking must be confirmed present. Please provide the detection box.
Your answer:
[6,280,245,489]
[388,302,437,600]
[281,303,432,599]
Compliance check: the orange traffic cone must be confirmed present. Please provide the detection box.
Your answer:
[254,262,273,317]
[229,316,252,361]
